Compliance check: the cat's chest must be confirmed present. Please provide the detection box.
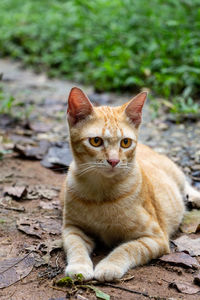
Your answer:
[66,198,143,246]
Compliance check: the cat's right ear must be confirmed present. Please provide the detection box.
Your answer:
[67,87,93,125]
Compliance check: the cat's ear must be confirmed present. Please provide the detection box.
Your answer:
[125,92,147,127]
[67,87,93,125]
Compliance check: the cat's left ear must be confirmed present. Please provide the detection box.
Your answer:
[125,92,147,127]
[67,87,94,125]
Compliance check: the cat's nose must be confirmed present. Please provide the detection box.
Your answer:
[107,159,120,168]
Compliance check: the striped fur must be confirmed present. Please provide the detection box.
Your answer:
[60,87,200,282]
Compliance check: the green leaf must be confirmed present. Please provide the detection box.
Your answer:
[85,285,110,300]
[94,287,110,300]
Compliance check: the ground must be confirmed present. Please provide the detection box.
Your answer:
[0,59,200,300]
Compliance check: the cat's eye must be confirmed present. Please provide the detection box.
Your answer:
[89,137,103,147]
[120,138,132,148]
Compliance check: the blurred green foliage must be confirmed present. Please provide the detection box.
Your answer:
[0,0,200,100]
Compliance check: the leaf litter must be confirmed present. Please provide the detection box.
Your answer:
[169,281,200,295]
[0,252,35,288]
[173,235,200,256]
[3,185,27,199]
[16,217,61,238]
[159,252,199,269]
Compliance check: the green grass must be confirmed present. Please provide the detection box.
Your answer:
[0,0,200,100]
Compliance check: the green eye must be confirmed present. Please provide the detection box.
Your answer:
[89,137,103,147]
[120,138,132,148]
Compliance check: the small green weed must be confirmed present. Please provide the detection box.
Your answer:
[0,90,15,114]
[0,0,200,99]
[170,97,199,114]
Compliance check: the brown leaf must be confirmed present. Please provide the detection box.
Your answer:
[159,252,199,269]
[3,186,27,199]
[28,121,52,133]
[180,210,200,233]
[39,200,60,210]
[170,281,200,294]
[41,142,72,169]
[16,217,61,237]
[0,253,35,288]
[40,218,61,235]
[37,186,58,200]
[38,239,62,254]
[16,218,43,238]
[173,235,200,256]
[14,140,50,160]
[26,185,58,200]
[25,239,62,267]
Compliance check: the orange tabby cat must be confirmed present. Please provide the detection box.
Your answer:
[60,87,200,282]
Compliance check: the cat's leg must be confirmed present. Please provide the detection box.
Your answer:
[185,181,200,208]
[63,225,95,280]
[94,235,169,282]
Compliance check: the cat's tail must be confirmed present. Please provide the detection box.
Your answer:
[184,181,200,208]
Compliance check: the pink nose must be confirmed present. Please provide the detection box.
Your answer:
[107,159,120,168]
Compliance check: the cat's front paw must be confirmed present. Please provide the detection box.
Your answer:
[65,263,94,281]
[94,261,125,282]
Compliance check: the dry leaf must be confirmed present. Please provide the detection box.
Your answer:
[14,140,50,160]
[39,200,60,210]
[170,281,200,294]
[173,235,200,256]
[180,210,200,233]
[17,217,61,238]
[0,253,35,288]
[159,252,199,269]
[16,218,43,238]
[41,142,72,169]
[3,186,27,199]
[40,218,61,235]
[28,121,52,133]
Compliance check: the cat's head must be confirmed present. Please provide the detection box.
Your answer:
[67,87,147,178]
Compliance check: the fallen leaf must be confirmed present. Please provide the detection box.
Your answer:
[38,239,62,254]
[173,235,200,256]
[14,140,50,160]
[39,200,60,210]
[28,121,52,133]
[83,285,110,300]
[41,142,72,170]
[169,281,200,294]
[37,186,58,200]
[159,252,199,269]
[93,286,110,300]
[16,218,43,238]
[25,239,62,266]
[26,185,58,200]
[180,210,200,233]
[33,253,49,268]
[17,217,61,237]
[0,253,35,288]
[40,218,61,235]
[3,186,27,199]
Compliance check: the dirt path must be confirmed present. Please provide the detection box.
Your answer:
[0,59,200,300]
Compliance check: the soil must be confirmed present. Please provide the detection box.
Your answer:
[0,59,200,300]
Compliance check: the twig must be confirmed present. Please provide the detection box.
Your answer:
[49,285,67,293]
[0,204,25,212]
[100,283,149,297]
[120,274,135,282]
